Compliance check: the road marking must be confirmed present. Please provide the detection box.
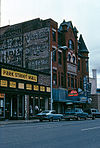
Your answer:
[81,126,100,131]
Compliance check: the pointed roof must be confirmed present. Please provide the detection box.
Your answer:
[79,34,89,53]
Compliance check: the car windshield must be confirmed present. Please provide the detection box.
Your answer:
[42,110,50,113]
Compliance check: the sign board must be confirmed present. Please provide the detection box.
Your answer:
[1,68,37,82]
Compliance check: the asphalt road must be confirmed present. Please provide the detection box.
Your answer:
[0,119,100,148]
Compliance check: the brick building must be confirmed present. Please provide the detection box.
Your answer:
[0,18,89,117]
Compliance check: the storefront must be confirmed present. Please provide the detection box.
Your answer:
[0,63,51,120]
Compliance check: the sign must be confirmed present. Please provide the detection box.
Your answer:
[46,87,51,92]
[40,86,45,92]
[18,83,24,89]
[0,80,7,87]
[9,81,16,88]
[0,93,4,98]
[68,90,78,96]
[26,84,32,90]
[1,68,37,82]
[33,85,39,91]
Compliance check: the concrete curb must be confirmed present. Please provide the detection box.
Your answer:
[0,119,39,125]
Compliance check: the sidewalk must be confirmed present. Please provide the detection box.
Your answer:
[0,119,39,125]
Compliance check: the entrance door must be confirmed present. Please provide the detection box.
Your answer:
[5,95,11,119]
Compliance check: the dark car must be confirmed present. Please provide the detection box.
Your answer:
[36,110,63,122]
[84,108,100,118]
[64,108,88,120]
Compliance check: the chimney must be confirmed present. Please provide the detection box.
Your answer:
[92,69,97,79]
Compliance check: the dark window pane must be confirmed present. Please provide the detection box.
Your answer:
[58,52,62,65]
[52,30,56,42]
[53,73,57,85]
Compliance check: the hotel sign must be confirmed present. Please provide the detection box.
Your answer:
[1,68,37,82]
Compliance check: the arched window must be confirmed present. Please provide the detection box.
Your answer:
[68,40,74,50]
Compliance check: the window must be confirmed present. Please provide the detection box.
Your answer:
[53,48,56,62]
[61,73,64,87]
[58,72,60,86]
[52,29,56,42]
[75,76,77,88]
[71,75,74,88]
[86,60,88,72]
[73,56,75,64]
[78,59,80,71]
[53,73,57,85]
[68,40,74,50]
[68,54,71,62]
[68,74,70,87]
[58,52,62,65]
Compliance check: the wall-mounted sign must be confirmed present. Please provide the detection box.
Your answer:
[9,81,16,88]
[1,68,37,82]
[40,86,45,92]
[33,85,39,91]
[18,83,24,89]
[46,87,51,92]
[0,93,4,98]
[0,80,7,87]
[68,90,78,96]
[26,84,32,90]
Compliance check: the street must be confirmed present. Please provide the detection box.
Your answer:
[0,119,100,148]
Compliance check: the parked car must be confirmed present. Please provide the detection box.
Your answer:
[64,108,88,120]
[84,108,100,118]
[36,110,64,122]
[83,108,95,120]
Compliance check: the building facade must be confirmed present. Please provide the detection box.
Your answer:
[0,18,89,118]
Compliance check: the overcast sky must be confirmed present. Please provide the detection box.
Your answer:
[1,0,100,87]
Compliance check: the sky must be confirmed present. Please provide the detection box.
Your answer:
[1,0,100,87]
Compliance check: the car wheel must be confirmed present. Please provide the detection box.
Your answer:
[92,116,95,120]
[58,118,61,121]
[77,117,80,120]
[40,119,43,122]
[49,118,53,122]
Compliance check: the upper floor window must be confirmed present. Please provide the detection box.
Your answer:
[58,52,62,65]
[73,56,75,64]
[53,73,57,85]
[68,39,74,50]
[53,48,56,62]
[68,54,71,62]
[78,59,80,71]
[86,60,88,72]
[52,29,56,42]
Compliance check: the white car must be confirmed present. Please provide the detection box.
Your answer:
[36,110,63,122]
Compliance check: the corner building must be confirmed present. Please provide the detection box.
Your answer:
[0,18,89,118]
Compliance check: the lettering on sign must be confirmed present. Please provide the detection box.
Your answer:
[18,83,24,89]
[26,84,32,90]
[0,80,7,87]
[9,81,16,88]
[46,87,51,92]
[33,85,39,91]
[0,93,4,98]
[1,68,37,82]
[40,86,45,92]
[24,27,50,71]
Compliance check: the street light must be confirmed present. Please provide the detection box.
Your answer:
[50,46,67,110]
